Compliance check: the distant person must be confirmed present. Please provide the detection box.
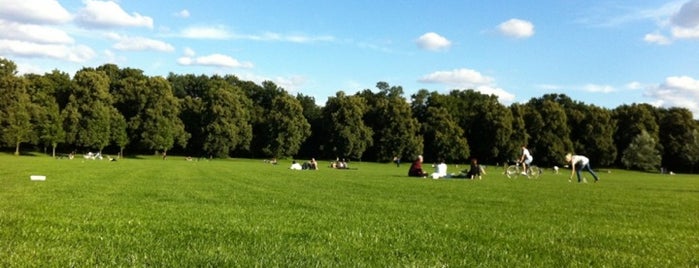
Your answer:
[393,156,401,167]
[565,153,599,183]
[290,160,302,170]
[519,145,533,175]
[431,158,448,179]
[408,155,427,178]
[466,158,485,179]
[309,158,318,170]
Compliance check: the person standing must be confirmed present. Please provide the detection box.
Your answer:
[519,145,533,175]
[408,155,427,178]
[565,153,599,183]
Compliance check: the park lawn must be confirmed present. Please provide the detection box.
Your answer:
[0,154,697,267]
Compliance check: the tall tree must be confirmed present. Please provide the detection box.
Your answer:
[613,104,660,165]
[507,103,529,163]
[443,90,512,163]
[262,93,311,158]
[0,60,32,155]
[62,68,114,153]
[658,107,698,172]
[422,106,470,163]
[359,82,422,162]
[168,73,210,156]
[322,91,373,160]
[296,93,324,158]
[139,76,189,155]
[201,77,252,158]
[25,73,65,157]
[524,99,573,166]
[622,130,662,172]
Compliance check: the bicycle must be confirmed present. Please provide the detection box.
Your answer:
[505,161,541,179]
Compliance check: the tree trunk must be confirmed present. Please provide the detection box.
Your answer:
[14,142,20,156]
[52,143,57,158]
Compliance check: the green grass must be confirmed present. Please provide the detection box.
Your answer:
[1,154,697,267]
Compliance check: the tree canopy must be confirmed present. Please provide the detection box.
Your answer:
[1,58,697,173]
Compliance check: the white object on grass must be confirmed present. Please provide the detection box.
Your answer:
[30,175,46,181]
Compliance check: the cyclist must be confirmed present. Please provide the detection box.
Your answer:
[519,145,533,175]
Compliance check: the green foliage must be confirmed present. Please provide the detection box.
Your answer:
[613,104,660,165]
[62,68,114,151]
[201,78,252,158]
[25,73,65,157]
[0,155,697,266]
[322,92,373,159]
[360,83,423,162]
[0,75,32,155]
[622,130,662,172]
[658,108,698,171]
[262,94,311,158]
[525,99,573,166]
[139,77,189,153]
[422,106,469,162]
[2,58,699,172]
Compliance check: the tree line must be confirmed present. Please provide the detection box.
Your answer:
[1,58,698,173]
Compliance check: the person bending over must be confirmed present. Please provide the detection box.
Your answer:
[565,153,599,183]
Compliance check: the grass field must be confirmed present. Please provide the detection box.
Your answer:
[1,154,697,267]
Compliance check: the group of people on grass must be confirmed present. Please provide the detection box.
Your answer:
[408,155,485,179]
[406,145,600,183]
[289,158,319,170]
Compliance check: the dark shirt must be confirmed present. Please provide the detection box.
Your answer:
[408,160,425,177]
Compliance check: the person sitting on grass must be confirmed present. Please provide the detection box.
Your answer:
[430,158,448,179]
[408,155,427,178]
[466,157,485,179]
[290,160,302,170]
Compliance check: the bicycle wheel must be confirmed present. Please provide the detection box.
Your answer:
[527,166,541,179]
[505,165,519,178]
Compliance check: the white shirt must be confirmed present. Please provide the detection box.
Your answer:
[290,163,302,170]
[571,155,589,166]
[522,148,532,160]
[431,162,448,178]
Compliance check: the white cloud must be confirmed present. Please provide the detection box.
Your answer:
[180,26,232,39]
[238,73,307,93]
[626,81,644,90]
[419,68,493,85]
[497,19,535,38]
[646,76,699,118]
[419,68,514,103]
[671,25,699,38]
[177,50,253,69]
[75,0,153,29]
[415,32,451,51]
[0,39,95,62]
[643,32,671,44]
[175,9,190,18]
[670,0,699,39]
[671,0,699,28]
[643,0,699,43]
[178,26,335,43]
[183,47,196,57]
[582,84,616,93]
[0,0,72,24]
[0,20,74,44]
[108,34,174,52]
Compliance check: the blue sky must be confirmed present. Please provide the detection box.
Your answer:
[1,0,698,117]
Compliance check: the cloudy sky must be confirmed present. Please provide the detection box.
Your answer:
[1,0,698,116]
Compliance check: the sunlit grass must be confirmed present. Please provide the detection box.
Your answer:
[0,154,697,266]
